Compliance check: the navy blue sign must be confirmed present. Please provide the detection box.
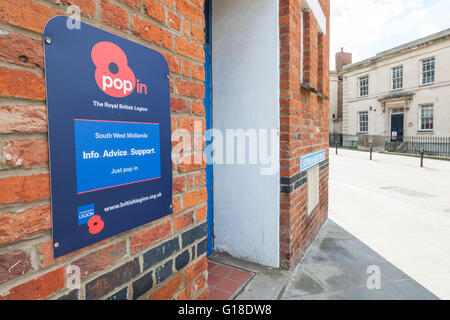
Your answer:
[44,16,173,258]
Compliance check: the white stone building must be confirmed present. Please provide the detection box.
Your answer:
[340,29,450,148]
[329,71,339,133]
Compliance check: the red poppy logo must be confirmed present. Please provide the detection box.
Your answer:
[91,41,136,98]
[88,215,105,235]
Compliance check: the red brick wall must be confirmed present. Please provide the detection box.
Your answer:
[0,0,208,300]
[279,0,330,270]
[336,50,352,73]
[336,50,352,119]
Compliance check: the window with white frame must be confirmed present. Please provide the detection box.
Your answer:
[419,105,434,131]
[358,111,368,133]
[392,66,403,90]
[421,58,435,85]
[359,76,369,97]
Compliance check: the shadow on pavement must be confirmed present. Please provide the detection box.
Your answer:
[282,219,439,300]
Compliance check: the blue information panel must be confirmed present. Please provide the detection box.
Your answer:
[44,17,173,257]
[300,150,326,172]
[74,119,162,194]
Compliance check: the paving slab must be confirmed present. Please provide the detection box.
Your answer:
[282,220,438,300]
[210,149,448,300]
[206,261,254,300]
[209,252,293,300]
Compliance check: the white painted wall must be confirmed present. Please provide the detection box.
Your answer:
[329,72,339,132]
[211,0,280,268]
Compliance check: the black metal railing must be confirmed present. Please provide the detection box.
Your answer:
[386,136,450,158]
[330,133,450,159]
[329,133,343,147]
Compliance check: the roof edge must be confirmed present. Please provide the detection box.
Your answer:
[342,28,450,73]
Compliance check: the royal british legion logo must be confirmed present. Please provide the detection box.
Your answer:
[91,41,147,97]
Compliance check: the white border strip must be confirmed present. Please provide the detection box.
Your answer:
[302,0,327,35]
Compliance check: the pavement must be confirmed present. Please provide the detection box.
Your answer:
[216,148,449,300]
[281,219,438,300]
[326,148,450,299]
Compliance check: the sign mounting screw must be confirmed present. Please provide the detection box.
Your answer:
[169,204,173,209]
[44,37,52,45]
[54,242,60,248]
[166,74,169,79]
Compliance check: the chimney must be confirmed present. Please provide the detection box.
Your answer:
[336,48,352,73]
[336,48,352,120]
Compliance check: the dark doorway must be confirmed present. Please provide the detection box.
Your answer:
[204,0,213,256]
[391,114,404,141]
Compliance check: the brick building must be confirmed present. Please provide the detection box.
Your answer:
[0,0,329,300]
[330,48,352,140]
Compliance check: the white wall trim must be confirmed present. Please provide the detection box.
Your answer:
[302,0,327,35]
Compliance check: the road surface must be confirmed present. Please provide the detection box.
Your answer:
[329,148,450,299]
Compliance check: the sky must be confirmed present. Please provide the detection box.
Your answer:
[330,0,450,70]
